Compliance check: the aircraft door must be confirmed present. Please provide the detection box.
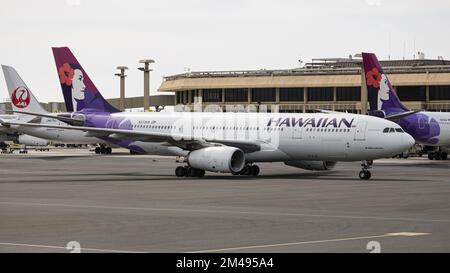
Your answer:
[354,121,367,141]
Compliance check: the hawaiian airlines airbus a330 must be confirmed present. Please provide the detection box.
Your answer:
[2,47,415,179]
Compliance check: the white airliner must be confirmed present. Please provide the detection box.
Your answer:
[1,65,111,153]
[6,110,414,179]
[1,47,415,179]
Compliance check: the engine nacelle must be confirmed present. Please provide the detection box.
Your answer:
[284,160,336,171]
[188,147,245,173]
[17,135,49,146]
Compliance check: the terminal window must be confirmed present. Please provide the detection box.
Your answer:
[336,87,360,101]
[280,87,304,101]
[203,89,222,102]
[176,91,188,104]
[430,85,450,100]
[308,87,333,101]
[190,90,197,102]
[251,88,276,102]
[184,91,189,103]
[396,86,426,101]
[225,88,248,102]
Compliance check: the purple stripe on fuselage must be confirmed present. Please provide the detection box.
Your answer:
[398,112,440,145]
[82,110,146,154]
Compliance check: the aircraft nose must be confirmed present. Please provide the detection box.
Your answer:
[402,133,415,149]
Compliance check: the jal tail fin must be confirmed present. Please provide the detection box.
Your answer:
[1,65,48,122]
[362,52,409,114]
[52,47,120,113]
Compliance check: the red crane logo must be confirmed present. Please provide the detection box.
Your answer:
[11,87,31,108]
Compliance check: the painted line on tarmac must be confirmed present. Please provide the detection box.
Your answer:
[0,242,144,253]
[1,201,450,224]
[188,232,430,253]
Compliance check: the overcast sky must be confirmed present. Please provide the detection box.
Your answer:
[1,0,449,103]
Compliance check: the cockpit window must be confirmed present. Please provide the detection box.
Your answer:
[383,127,404,133]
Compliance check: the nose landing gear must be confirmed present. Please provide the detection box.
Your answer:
[359,160,373,180]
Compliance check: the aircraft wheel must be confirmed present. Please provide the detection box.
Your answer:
[359,170,371,180]
[187,167,197,177]
[250,165,260,176]
[441,152,448,160]
[185,167,205,177]
[197,169,205,177]
[106,147,112,154]
[95,147,101,154]
[175,166,186,177]
[428,152,434,160]
[240,166,250,176]
[435,152,442,160]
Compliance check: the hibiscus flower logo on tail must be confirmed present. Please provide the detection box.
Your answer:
[366,67,382,88]
[11,87,31,108]
[58,62,75,86]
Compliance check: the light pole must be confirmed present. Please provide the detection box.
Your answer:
[138,59,155,112]
[115,66,128,111]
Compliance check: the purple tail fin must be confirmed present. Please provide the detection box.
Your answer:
[52,47,120,113]
[362,53,409,114]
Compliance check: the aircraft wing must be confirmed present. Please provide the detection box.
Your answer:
[384,110,421,122]
[1,121,262,153]
[315,109,344,114]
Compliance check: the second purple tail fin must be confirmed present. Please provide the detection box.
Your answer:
[362,53,409,115]
[52,47,120,113]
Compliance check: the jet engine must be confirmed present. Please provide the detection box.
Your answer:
[284,160,336,171]
[188,147,245,173]
[17,135,49,146]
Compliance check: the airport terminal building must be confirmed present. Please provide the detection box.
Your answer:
[159,57,450,113]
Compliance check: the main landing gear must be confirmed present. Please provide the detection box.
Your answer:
[428,150,448,160]
[94,144,112,154]
[233,164,260,176]
[359,160,373,180]
[175,166,205,177]
[174,164,261,177]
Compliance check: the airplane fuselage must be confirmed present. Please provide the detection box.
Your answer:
[80,111,414,162]
[398,111,450,147]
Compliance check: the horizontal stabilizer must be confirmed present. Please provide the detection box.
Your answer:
[385,110,421,121]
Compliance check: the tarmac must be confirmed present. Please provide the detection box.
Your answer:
[0,148,449,252]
